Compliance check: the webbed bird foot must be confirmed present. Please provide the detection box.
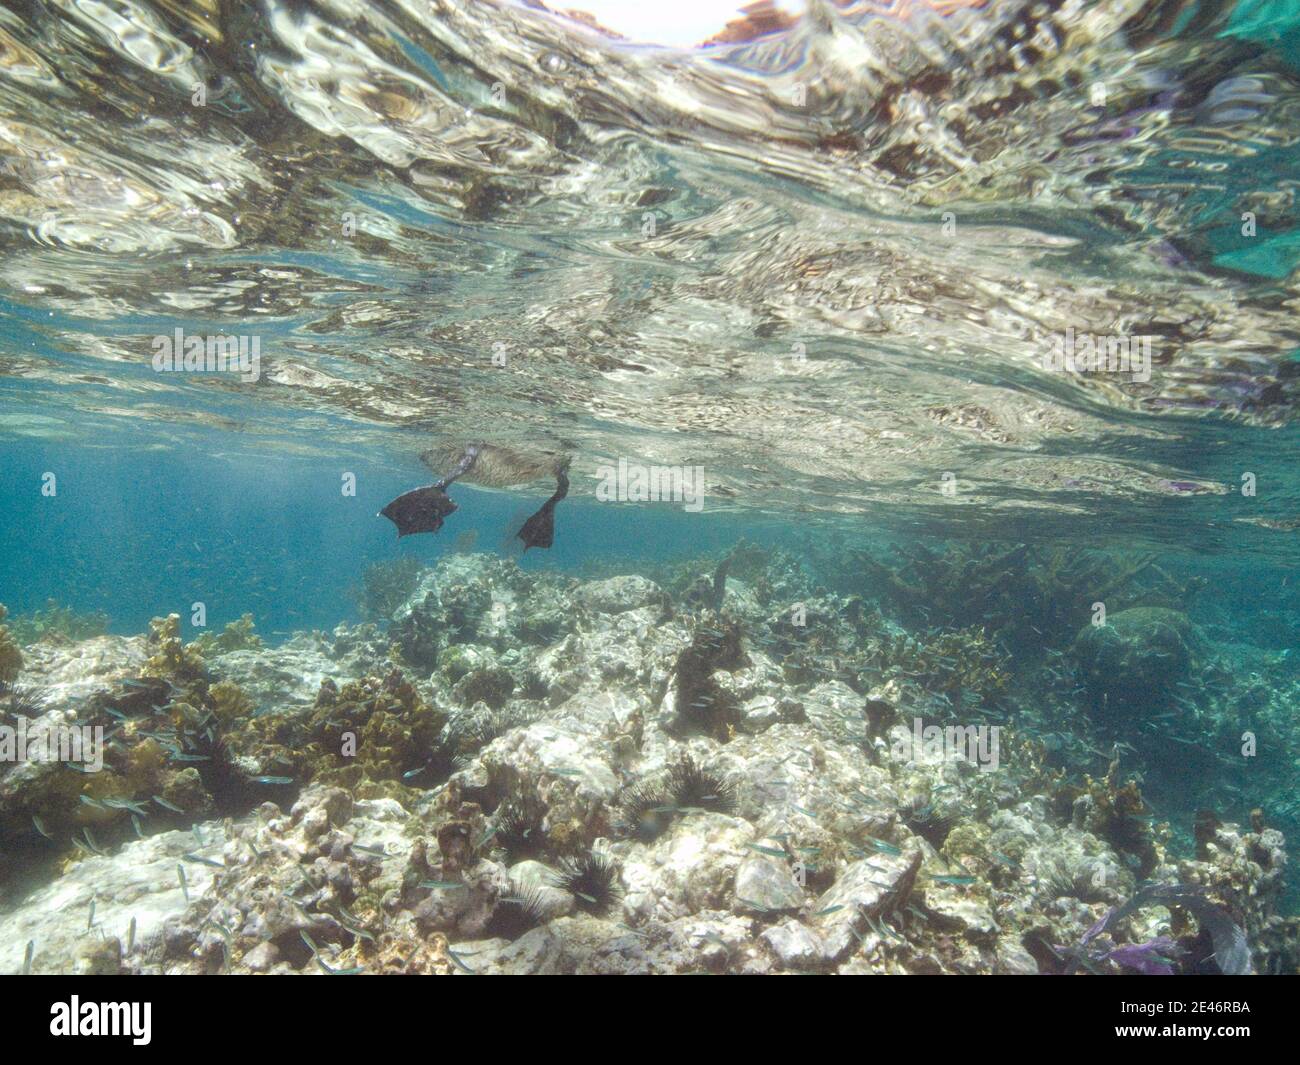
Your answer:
[379,442,483,537]
[379,485,457,538]
[517,467,570,551]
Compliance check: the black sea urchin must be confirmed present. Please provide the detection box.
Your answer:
[552,851,622,915]
[488,880,553,938]
[666,755,737,815]
[617,780,673,841]
[1,683,50,720]
[901,796,955,848]
[495,789,547,860]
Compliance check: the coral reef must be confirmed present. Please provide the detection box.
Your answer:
[2,549,1295,975]
[0,605,23,685]
[350,557,426,621]
[1071,607,1195,723]
[4,600,109,647]
[843,542,1202,656]
[191,614,262,656]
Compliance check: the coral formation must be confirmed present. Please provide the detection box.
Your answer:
[5,600,109,647]
[0,605,24,685]
[351,557,425,621]
[2,548,1296,975]
[1071,607,1195,723]
[192,615,262,656]
[843,542,1202,656]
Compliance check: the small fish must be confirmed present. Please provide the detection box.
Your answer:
[101,797,148,815]
[32,814,53,839]
[126,917,136,954]
[338,918,375,942]
[22,940,33,975]
[152,795,185,813]
[87,897,96,932]
[420,880,466,891]
[79,795,108,810]
[177,864,189,902]
[182,852,224,869]
[867,837,902,856]
[351,843,389,857]
[814,905,846,917]
[929,875,977,885]
[250,775,295,785]
[865,914,905,942]
[744,843,789,859]
[446,949,476,974]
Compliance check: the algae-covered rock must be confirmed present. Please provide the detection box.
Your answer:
[191,614,262,656]
[141,614,207,684]
[4,600,109,647]
[0,604,24,684]
[574,575,666,615]
[1071,607,1195,722]
[439,644,494,683]
[452,666,515,710]
[811,849,923,964]
[734,856,805,914]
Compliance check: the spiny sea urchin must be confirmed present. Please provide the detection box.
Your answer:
[666,755,737,816]
[488,880,553,938]
[901,795,955,848]
[495,789,547,860]
[617,780,673,841]
[552,850,622,915]
[1,682,50,719]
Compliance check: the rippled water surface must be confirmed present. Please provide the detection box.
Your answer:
[0,0,1297,554]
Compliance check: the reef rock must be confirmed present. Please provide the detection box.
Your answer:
[1071,607,1195,722]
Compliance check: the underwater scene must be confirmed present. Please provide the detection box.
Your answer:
[0,0,1299,984]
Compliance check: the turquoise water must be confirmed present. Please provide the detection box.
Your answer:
[1,0,1299,975]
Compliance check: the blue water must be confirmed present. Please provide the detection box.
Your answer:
[0,432,789,637]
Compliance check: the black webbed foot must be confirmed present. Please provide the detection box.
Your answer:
[517,468,569,551]
[379,485,457,538]
[379,443,483,538]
